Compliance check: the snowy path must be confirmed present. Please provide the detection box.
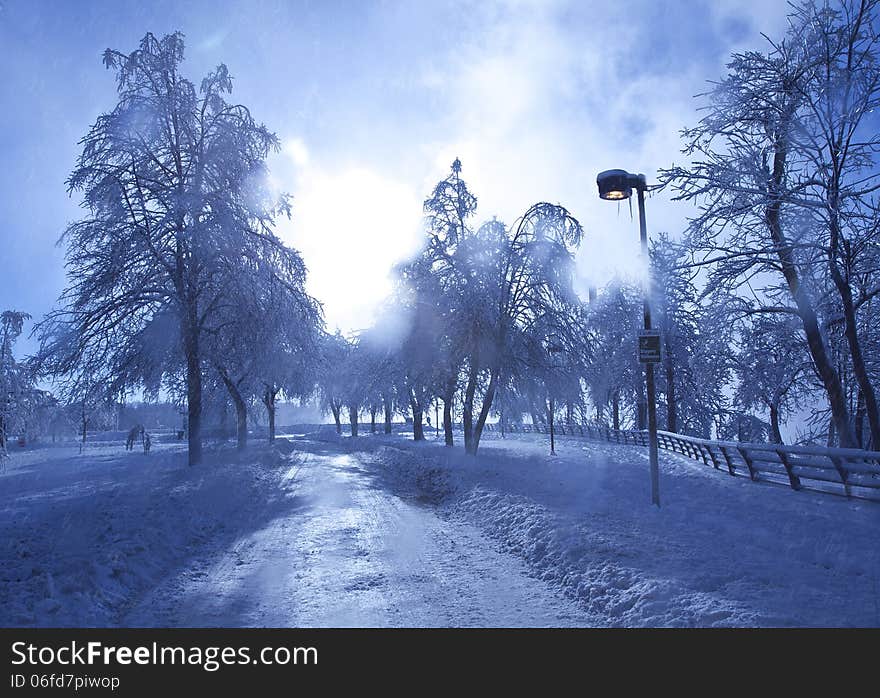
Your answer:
[123,439,592,627]
[5,431,878,627]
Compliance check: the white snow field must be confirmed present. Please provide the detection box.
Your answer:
[1,429,879,627]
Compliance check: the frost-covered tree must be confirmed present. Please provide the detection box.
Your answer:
[423,157,478,251]
[0,311,33,455]
[660,0,880,447]
[385,162,583,454]
[683,300,733,438]
[317,331,351,434]
[59,366,115,450]
[650,234,698,433]
[583,268,731,439]
[336,339,369,438]
[206,251,321,448]
[37,32,293,464]
[394,298,441,442]
[454,206,583,454]
[359,319,403,435]
[583,283,641,429]
[787,0,880,447]
[734,314,811,443]
[259,321,320,443]
[411,158,479,445]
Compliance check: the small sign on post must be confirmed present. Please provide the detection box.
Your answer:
[638,329,661,363]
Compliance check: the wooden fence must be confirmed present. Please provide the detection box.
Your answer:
[482,422,880,501]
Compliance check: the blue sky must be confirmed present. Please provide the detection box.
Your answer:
[0,0,790,354]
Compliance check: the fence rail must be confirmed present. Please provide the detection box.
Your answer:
[482,422,880,501]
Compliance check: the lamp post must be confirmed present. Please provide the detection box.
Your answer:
[597,169,660,507]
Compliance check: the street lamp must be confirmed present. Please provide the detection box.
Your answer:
[597,169,660,507]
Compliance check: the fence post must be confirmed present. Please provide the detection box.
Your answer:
[719,445,736,476]
[678,438,689,457]
[776,449,801,491]
[705,445,721,470]
[829,455,851,498]
[738,447,757,481]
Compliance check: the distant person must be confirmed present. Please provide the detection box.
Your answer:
[142,430,151,453]
[125,425,143,451]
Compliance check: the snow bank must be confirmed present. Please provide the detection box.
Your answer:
[0,440,292,627]
[367,433,880,627]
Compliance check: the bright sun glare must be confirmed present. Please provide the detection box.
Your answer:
[276,152,424,334]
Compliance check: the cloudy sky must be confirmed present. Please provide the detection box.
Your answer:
[0,0,791,352]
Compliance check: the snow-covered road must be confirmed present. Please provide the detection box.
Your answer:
[123,440,592,627]
[4,430,879,627]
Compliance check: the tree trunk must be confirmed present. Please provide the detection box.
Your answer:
[349,404,358,437]
[331,402,341,434]
[463,362,478,454]
[382,393,392,434]
[219,370,248,450]
[765,124,855,446]
[267,401,276,442]
[769,403,783,445]
[370,408,376,433]
[443,378,455,447]
[612,393,620,431]
[411,398,424,441]
[219,400,229,440]
[470,369,498,454]
[184,324,202,465]
[855,389,866,448]
[262,389,276,442]
[828,255,880,448]
[664,341,677,433]
[443,398,454,446]
[235,400,247,450]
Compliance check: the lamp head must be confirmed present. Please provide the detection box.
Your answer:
[597,169,635,200]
